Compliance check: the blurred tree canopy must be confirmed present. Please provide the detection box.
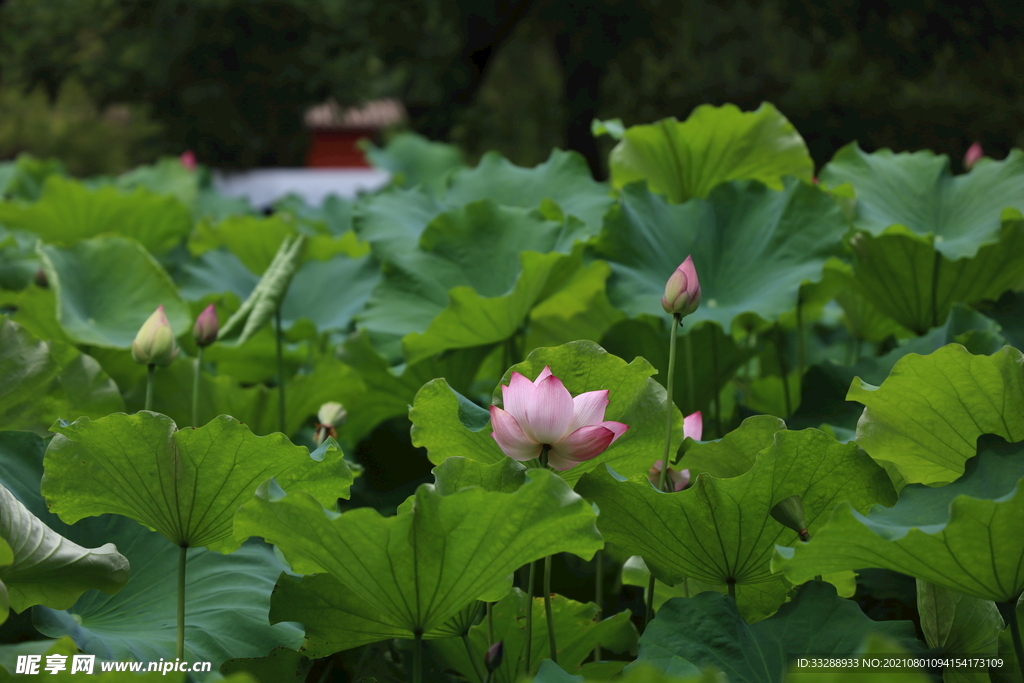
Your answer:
[2,0,1023,175]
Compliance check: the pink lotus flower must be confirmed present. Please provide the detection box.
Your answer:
[649,411,702,491]
[180,150,197,171]
[964,142,983,171]
[661,255,701,318]
[192,303,219,347]
[489,366,629,471]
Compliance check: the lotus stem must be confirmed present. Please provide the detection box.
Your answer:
[931,250,942,329]
[275,307,286,434]
[727,580,736,601]
[658,314,680,492]
[544,554,557,663]
[176,545,187,659]
[593,549,603,661]
[646,573,656,627]
[796,291,805,382]
[684,329,695,410]
[191,348,203,427]
[463,634,485,682]
[486,602,494,650]
[710,328,722,437]
[413,631,423,683]
[146,362,155,411]
[776,325,791,418]
[524,561,536,676]
[1008,598,1024,683]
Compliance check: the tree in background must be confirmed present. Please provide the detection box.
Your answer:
[2,0,1024,175]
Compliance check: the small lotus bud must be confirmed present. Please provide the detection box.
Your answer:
[192,304,219,347]
[485,641,504,673]
[661,255,701,318]
[648,460,690,492]
[314,402,347,445]
[34,267,48,288]
[770,495,809,541]
[131,305,178,366]
[180,150,197,171]
[964,142,983,171]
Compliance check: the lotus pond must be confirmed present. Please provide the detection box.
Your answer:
[2,103,1024,683]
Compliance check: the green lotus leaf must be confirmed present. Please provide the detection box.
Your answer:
[820,143,1024,260]
[677,415,786,479]
[219,647,311,683]
[532,660,720,683]
[0,637,189,682]
[605,104,813,203]
[36,236,191,349]
[430,588,638,683]
[0,319,123,436]
[412,340,680,487]
[594,179,847,332]
[576,429,896,619]
[363,131,466,195]
[0,226,41,290]
[353,185,446,261]
[189,215,296,275]
[0,480,127,615]
[844,220,1024,335]
[600,316,755,431]
[631,582,919,683]
[113,156,199,210]
[917,581,1002,683]
[848,344,1024,486]
[786,634,934,683]
[772,434,1024,603]
[443,149,614,236]
[236,469,603,652]
[273,194,354,237]
[432,456,529,495]
[355,200,588,363]
[42,412,353,551]
[0,154,65,202]
[0,176,191,254]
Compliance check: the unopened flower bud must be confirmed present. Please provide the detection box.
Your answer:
[314,402,347,445]
[964,142,983,171]
[485,641,504,673]
[131,305,178,366]
[34,267,48,288]
[770,494,809,542]
[192,304,219,347]
[661,255,701,318]
[180,150,197,171]
[648,461,690,492]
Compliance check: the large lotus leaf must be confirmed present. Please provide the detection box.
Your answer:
[916,581,1002,683]
[676,415,786,485]
[363,131,466,195]
[0,176,191,254]
[602,104,813,203]
[820,144,1024,260]
[848,344,1024,486]
[273,194,354,237]
[113,156,199,209]
[235,469,603,651]
[786,634,934,683]
[0,319,123,436]
[844,220,1024,335]
[0,432,300,674]
[430,588,638,683]
[219,647,311,683]
[772,435,1024,602]
[443,149,614,236]
[0,481,127,615]
[0,154,65,202]
[595,179,847,332]
[575,429,896,618]
[353,185,446,261]
[402,245,612,366]
[37,236,191,349]
[411,340,679,487]
[631,582,919,683]
[188,215,295,275]
[533,660,720,683]
[42,412,353,552]
[355,200,588,363]
[601,316,756,434]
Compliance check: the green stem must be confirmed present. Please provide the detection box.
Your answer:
[645,573,656,627]
[191,347,203,428]
[487,602,494,650]
[463,633,485,682]
[727,580,736,601]
[544,554,557,664]
[931,249,942,329]
[684,328,695,410]
[776,326,792,418]
[796,292,805,382]
[176,546,187,659]
[275,308,286,434]
[524,561,536,676]
[710,328,722,437]
[413,631,423,683]
[145,364,155,412]
[593,549,603,662]
[1008,599,1024,683]
[658,315,680,492]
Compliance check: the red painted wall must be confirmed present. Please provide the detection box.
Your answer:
[306,129,375,168]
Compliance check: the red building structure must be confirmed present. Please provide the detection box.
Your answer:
[304,99,406,168]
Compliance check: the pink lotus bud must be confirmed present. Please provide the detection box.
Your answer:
[812,177,818,184]
[964,142,983,171]
[180,150,197,171]
[485,641,504,673]
[192,303,219,347]
[131,305,178,366]
[661,256,701,318]
[647,411,701,491]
